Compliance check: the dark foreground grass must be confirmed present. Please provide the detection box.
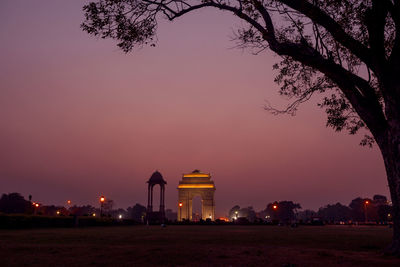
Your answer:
[0,225,399,266]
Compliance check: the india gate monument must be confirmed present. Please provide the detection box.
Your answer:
[177,170,216,221]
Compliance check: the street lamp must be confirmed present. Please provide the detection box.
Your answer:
[364,200,370,223]
[235,210,238,220]
[100,196,106,217]
[272,204,278,223]
[33,203,39,215]
[179,202,183,221]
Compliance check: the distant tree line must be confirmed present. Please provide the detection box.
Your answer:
[0,192,392,224]
[0,192,150,222]
[229,194,392,224]
[229,201,301,224]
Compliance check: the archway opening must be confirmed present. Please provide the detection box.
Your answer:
[192,195,202,222]
[152,185,161,211]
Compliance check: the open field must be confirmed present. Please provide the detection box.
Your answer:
[0,225,399,266]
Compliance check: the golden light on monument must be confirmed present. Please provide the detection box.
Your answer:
[177,170,216,222]
[178,184,214,189]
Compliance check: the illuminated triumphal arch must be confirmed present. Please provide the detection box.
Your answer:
[177,170,215,221]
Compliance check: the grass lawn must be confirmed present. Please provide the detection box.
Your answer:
[0,225,399,266]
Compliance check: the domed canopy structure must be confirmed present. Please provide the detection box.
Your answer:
[146,171,167,224]
[147,171,167,185]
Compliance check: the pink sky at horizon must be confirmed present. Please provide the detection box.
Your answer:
[0,1,388,217]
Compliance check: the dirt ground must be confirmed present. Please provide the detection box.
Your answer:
[0,225,399,266]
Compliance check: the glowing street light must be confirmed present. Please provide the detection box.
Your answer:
[364,200,370,222]
[100,196,106,217]
[67,200,71,205]
[33,203,39,215]
[273,205,278,210]
[178,202,183,221]
[118,214,123,219]
[92,213,96,217]
[56,211,60,215]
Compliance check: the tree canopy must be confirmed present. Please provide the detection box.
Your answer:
[82,0,397,146]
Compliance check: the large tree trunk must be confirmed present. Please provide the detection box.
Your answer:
[377,112,400,255]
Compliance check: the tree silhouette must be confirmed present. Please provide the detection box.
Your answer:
[349,197,367,222]
[228,205,240,220]
[238,206,257,222]
[82,0,400,253]
[0,193,30,214]
[265,201,301,223]
[318,202,351,223]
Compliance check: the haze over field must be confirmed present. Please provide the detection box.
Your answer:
[0,1,387,216]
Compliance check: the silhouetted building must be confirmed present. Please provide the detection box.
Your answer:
[165,209,177,221]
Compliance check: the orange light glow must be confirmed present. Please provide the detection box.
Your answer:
[100,196,105,203]
[183,173,210,178]
[67,200,71,204]
[273,205,278,210]
[365,200,370,204]
[35,203,39,207]
[178,202,183,207]
[56,211,60,215]
[178,184,214,189]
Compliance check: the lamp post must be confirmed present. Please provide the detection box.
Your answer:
[33,203,39,215]
[272,203,278,223]
[100,196,105,217]
[235,210,238,220]
[364,200,369,223]
[66,200,71,215]
[179,202,183,221]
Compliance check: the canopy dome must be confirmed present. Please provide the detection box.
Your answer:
[147,171,167,184]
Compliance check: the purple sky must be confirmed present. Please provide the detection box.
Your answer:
[0,1,388,216]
